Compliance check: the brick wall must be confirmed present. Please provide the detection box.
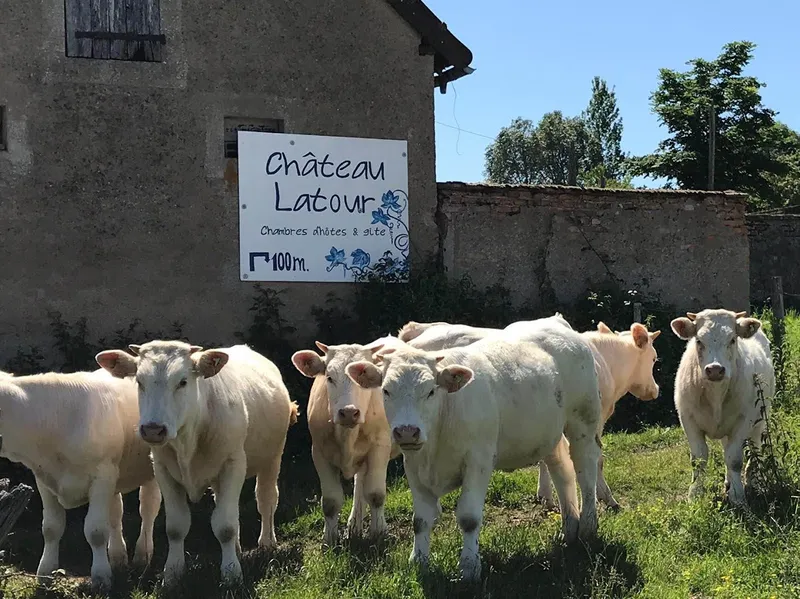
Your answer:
[438,183,751,313]
[747,215,800,303]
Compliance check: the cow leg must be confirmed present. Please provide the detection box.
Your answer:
[133,478,161,569]
[536,461,556,509]
[211,454,247,585]
[36,482,65,586]
[596,452,620,510]
[564,422,600,541]
[107,492,129,569]
[682,416,709,501]
[156,462,191,587]
[312,444,344,548]
[405,465,440,568]
[346,470,366,539]
[542,436,580,543]
[84,465,119,592]
[364,443,392,539]
[255,453,282,549]
[722,428,750,506]
[455,458,492,583]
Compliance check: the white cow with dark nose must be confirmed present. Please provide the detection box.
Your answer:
[96,341,298,587]
[346,339,600,582]
[670,309,775,505]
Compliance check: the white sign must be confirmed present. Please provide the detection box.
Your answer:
[238,131,409,282]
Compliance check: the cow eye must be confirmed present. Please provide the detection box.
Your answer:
[136,380,143,389]
[427,389,435,398]
[178,379,187,388]
[729,338,736,346]
[382,389,390,398]
[696,340,704,351]
[326,376,334,384]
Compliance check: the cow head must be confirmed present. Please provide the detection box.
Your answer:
[671,309,761,383]
[346,347,473,451]
[614,322,662,400]
[291,339,387,428]
[96,341,228,445]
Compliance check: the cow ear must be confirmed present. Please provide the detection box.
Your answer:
[291,350,325,378]
[346,361,382,389]
[671,318,696,340]
[631,323,650,348]
[597,322,613,334]
[96,350,139,378]
[193,350,229,379]
[736,317,761,339]
[437,365,474,393]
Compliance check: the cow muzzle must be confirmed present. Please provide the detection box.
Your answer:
[334,406,362,428]
[140,422,168,445]
[393,425,423,450]
[704,364,726,382]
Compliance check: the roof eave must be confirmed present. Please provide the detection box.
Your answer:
[387,0,475,93]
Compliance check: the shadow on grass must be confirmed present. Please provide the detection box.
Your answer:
[417,537,642,599]
[0,451,321,597]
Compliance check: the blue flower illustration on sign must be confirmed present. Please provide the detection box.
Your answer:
[321,189,410,282]
[350,249,370,267]
[324,246,346,272]
[371,209,390,226]
[381,191,402,212]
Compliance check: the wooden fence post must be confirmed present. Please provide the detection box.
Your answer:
[0,477,34,551]
[771,276,785,392]
[633,302,642,324]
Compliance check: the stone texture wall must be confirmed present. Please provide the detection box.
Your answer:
[747,215,800,303]
[438,183,751,313]
[0,0,438,362]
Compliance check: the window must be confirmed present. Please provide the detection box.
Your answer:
[0,106,6,151]
[223,117,284,159]
[64,0,165,62]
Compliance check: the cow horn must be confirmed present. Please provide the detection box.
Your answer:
[735,311,748,318]
[686,312,697,321]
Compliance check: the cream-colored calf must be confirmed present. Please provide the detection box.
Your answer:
[97,342,298,586]
[0,371,160,592]
[292,336,402,546]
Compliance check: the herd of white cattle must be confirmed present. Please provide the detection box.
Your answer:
[0,307,775,591]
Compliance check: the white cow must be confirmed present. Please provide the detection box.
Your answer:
[96,342,298,586]
[398,313,572,351]
[290,335,403,547]
[346,339,600,582]
[536,321,661,510]
[670,309,774,505]
[0,371,161,591]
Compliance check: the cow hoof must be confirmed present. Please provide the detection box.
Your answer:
[220,562,243,587]
[606,503,622,513]
[459,560,481,584]
[90,572,113,595]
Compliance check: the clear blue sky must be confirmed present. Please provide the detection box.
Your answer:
[429,0,800,185]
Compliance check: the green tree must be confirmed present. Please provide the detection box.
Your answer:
[485,78,630,187]
[485,111,589,186]
[583,76,627,188]
[631,41,794,206]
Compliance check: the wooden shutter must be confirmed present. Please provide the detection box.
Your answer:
[65,0,165,61]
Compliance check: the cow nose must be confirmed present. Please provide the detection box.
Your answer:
[337,407,361,426]
[393,425,421,447]
[704,364,726,381]
[140,422,168,444]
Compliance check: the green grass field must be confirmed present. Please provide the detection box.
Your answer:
[2,315,800,599]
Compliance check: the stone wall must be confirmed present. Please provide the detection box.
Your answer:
[747,215,800,303]
[0,0,438,362]
[438,183,751,313]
